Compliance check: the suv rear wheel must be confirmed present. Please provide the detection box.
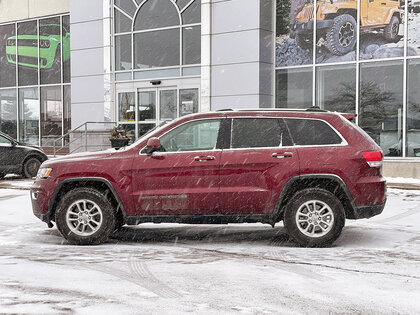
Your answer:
[55,188,115,245]
[283,188,345,247]
[326,14,357,55]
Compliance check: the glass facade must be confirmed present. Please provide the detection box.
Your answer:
[114,0,201,81]
[276,0,420,157]
[0,14,70,146]
[114,0,201,141]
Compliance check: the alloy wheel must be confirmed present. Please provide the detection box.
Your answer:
[338,22,354,47]
[295,200,334,238]
[65,199,103,236]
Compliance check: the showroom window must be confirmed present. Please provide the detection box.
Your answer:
[114,0,201,81]
[275,0,420,157]
[0,14,70,146]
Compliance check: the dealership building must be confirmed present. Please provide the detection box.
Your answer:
[0,0,419,177]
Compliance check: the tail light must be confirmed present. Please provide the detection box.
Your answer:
[362,151,383,167]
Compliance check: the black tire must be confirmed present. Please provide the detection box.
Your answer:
[114,211,125,232]
[295,33,312,50]
[326,14,357,55]
[55,188,116,245]
[384,16,400,42]
[283,188,345,247]
[23,157,41,178]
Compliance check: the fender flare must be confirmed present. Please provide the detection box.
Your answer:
[273,173,357,220]
[385,8,401,24]
[47,177,127,222]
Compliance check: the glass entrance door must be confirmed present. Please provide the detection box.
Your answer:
[117,87,199,141]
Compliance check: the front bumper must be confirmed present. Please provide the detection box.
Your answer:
[31,179,55,227]
[292,20,334,32]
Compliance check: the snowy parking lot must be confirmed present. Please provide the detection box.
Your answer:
[1,181,420,314]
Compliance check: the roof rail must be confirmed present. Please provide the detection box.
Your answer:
[306,106,328,112]
[216,107,330,112]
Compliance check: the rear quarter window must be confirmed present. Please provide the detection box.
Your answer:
[285,118,343,146]
[231,118,292,148]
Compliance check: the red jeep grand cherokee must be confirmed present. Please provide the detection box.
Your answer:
[31,109,386,247]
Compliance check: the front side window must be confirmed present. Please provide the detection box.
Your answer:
[0,135,11,144]
[160,119,221,152]
[231,118,292,149]
[285,118,343,146]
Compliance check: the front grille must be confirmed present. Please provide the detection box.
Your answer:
[17,39,38,47]
[303,7,314,20]
[18,56,38,65]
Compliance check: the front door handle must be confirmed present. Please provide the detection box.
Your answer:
[194,155,216,162]
[272,152,293,159]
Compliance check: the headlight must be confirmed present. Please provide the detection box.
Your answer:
[7,39,16,46]
[37,168,53,179]
[39,39,50,48]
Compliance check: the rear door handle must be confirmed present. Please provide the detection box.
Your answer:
[272,152,293,159]
[194,155,216,162]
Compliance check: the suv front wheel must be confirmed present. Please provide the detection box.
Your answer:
[326,14,357,55]
[384,16,400,42]
[283,188,345,247]
[55,188,116,245]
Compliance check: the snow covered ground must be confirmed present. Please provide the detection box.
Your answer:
[1,185,420,314]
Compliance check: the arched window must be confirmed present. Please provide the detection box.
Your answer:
[114,0,201,78]
[134,0,180,31]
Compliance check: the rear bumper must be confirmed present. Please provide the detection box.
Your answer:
[353,201,386,219]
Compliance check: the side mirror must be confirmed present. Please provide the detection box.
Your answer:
[146,137,160,155]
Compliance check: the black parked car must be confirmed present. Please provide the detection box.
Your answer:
[0,132,48,179]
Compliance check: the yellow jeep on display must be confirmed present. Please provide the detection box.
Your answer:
[292,0,402,55]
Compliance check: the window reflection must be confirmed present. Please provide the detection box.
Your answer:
[359,61,403,157]
[179,89,199,116]
[160,90,177,120]
[63,85,71,141]
[0,89,17,139]
[316,64,356,112]
[138,91,156,121]
[41,86,62,146]
[119,92,135,122]
[19,88,39,145]
[407,59,420,156]
[134,29,180,69]
[276,67,312,108]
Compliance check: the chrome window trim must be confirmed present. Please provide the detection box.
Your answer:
[138,117,224,155]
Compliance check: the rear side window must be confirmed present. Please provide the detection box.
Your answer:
[285,118,343,146]
[231,118,292,148]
